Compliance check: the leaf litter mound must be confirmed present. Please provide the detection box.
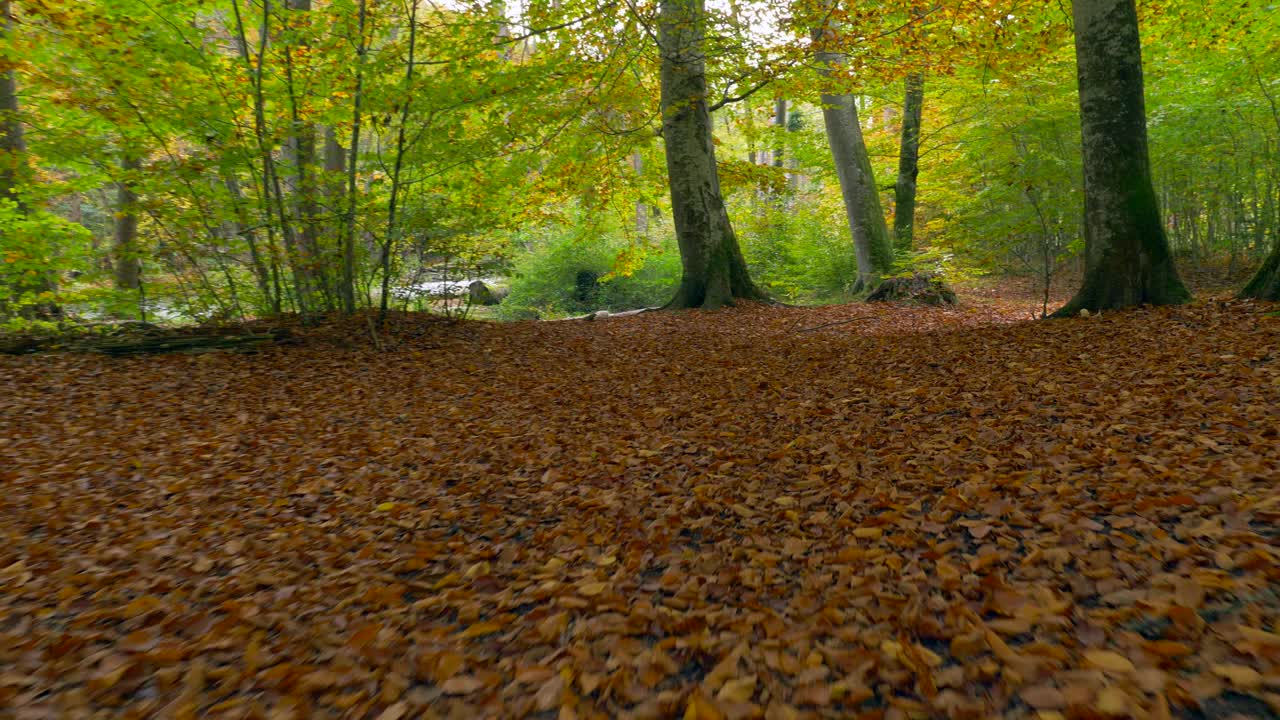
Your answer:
[2,299,1279,719]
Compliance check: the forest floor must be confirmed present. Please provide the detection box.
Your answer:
[2,284,1279,719]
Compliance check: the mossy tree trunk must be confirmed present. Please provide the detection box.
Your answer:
[659,0,766,309]
[1240,242,1280,300]
[1052,0,1189,317]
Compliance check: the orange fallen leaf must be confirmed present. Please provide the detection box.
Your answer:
[1083,650,1136,673]
[441,675,487,695]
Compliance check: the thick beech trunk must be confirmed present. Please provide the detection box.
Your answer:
[659,0,765,309]
[894,73,924,253]
[813,27,895,293]
[1053,0,1189,316]
[113,153,142,290]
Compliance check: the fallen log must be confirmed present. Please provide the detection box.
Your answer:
[85,331,287,356]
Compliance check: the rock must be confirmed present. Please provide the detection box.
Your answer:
[866,273,958,306]
[468,281,507,306]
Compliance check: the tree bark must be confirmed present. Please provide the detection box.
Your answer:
[283,0,327,308]
[659,0,765,309]
[379,0,419,323]
[339,0,368,314]
[632,150,648,235]
[1240,242,1280,300]
[1052,0,1189,316]
[113,153,142,290]
[0,0,23,210]
[813,27,895,293]
[772,98,786,169]
[893,73,924,253]
[2,0,58,319]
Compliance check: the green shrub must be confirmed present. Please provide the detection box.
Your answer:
[736,197,859,303]
[499,219,681,320]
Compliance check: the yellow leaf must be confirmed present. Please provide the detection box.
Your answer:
[441,675,486,695]
[683,691,725,720]
[432,652,465,682]
[458,621,503,639]
[1211,663,1262,689]
[716,674,756,703]
[1094,687,1129,715]
[577,581,608,596]
[376,701,409,720]
[1239,625,1280,646]
[1083,650,1135,673]
[853,527,882,540]
[376,502,396,512]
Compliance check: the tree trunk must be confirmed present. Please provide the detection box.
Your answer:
[113,153,142,290]
[813,27,895,293]
[1052,0,1189,316]
[772,98,786,169]
[893,73,924,253]
[1,0,58,319]
[379,0,419,323]
[659,0,765,309]
[339,0,368,314]
[1240,236,1280,300]
[283,0,327,309]
[323,126,346,252]
[632,151,648,235]
[0,0,23,210]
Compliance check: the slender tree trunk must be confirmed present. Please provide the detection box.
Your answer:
[772,98,786,169]
[283,0,327,308]
[232,0,308,314]
[380,0,419,323]
[813,26,895,293]
[224,174,277,312]
[113,153,142,290]
[893,73,924,253]
[1053,0,1189,316]
[1,0,58,319]
[632,150,648,235]
[323,126,346,252]
[339,0,368,314]
[0,0,22,211]
[659,0,765,309]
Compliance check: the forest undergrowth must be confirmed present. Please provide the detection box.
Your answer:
[2,290,1279,719]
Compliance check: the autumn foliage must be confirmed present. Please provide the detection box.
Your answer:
[2,300,1279,718]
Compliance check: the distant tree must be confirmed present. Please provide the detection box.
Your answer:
[0,0,20,211]
[893,74,924,253]
[1053,0,1189,316]
[113,153,142,291]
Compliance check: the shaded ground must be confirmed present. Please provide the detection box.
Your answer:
[2,295,1279,719]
